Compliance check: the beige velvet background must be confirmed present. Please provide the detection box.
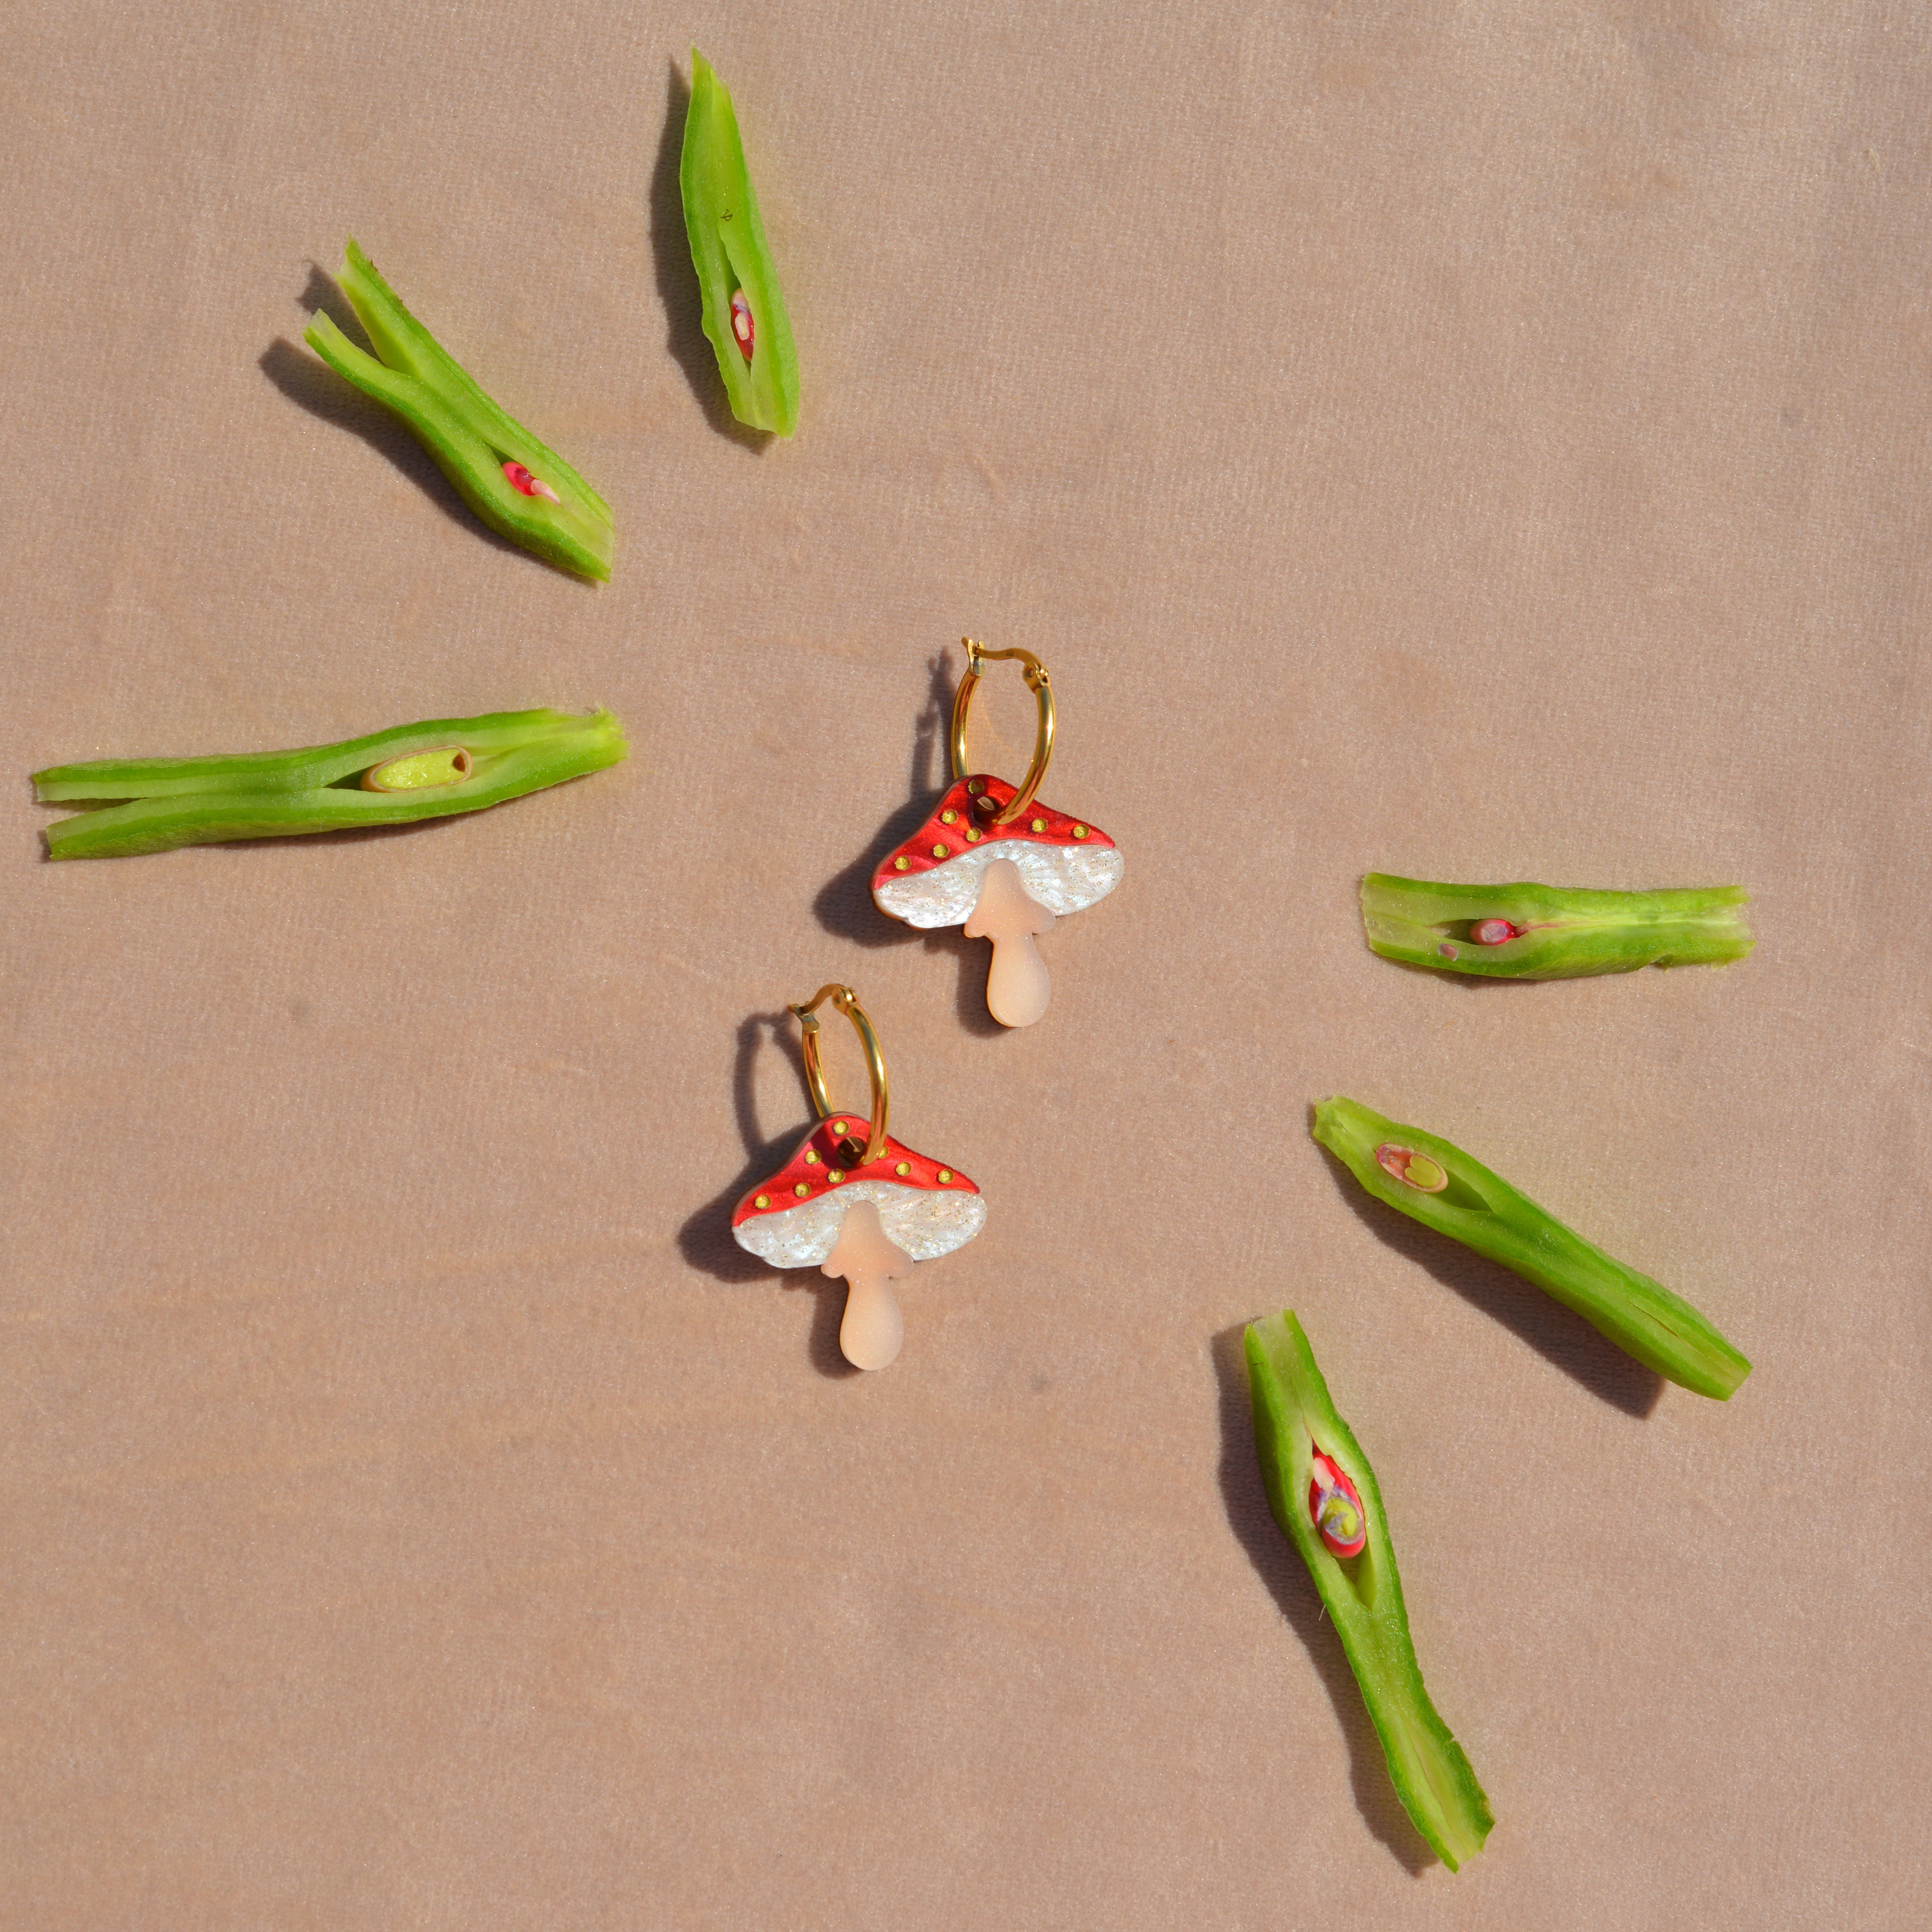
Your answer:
[2,2,1928,1926]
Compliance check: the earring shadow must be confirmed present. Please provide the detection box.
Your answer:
[258,265,528,564]
[1210,1325,1436,1875]
[1312,1133,1665,1419]
[811,652,1006,1040]
[675,1009,859,1378]
[647,58,772,451]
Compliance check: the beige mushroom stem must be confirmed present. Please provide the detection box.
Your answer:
[962,857,1056,1028]
[821,1199,914,1370]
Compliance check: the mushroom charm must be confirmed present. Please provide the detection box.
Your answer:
[732,985,985,1370]
[872,642,1123,1027]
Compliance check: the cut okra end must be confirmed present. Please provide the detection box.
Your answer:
[1360,874,1753,979]
[301,241,614,580]
[1313,1096,1752,1401]
[680,50,800,437]
[34,707,626,859]
[1245,1310,1494,1871]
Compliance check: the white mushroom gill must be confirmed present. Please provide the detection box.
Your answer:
[733,1179,988,1269]
[963,858,1055,1027]
[874,839,1123,929]
[821,1199,911,1370]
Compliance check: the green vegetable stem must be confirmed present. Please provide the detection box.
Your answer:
[35,708,625,859]
[681,49,800,436]
[303,240,614,580]
[1245,1310,1493,1872]
[1360,875,1753,979]
[1313,1097,1751,1400]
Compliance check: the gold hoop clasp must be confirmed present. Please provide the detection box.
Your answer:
[790,984,890,1167]
[950,638,1056,827]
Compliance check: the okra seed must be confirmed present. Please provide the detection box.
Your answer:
[729,290,754,360]
[501,460,561,503]
[1438,942,1457,959]
[1472,918,1519,946]
[1375,1143,1449,1193]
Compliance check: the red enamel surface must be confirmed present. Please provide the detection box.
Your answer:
[731,1116,979,1228]
[1308,1447,1368,1559]
[871,775,1115,894]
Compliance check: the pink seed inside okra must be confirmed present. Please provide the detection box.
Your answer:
[1376,1143,1448,1193]
[1471,918,1522,946]
[502,461,561,503]
[1308,1448,1367,1558]
[729,290,754,360]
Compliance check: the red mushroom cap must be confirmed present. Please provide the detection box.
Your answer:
[871,775,1114,896]
[732,1116,979,1232]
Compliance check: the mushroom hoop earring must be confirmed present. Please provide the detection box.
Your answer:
[871,641,1124,1027]
[731,985,986,1370]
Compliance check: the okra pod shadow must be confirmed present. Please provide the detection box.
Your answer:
[258,272,528,565]
[1311,1132,1665,1419]
[647,60,773,453]
[675,1008,858,1377]
[1209,1326,1435,1876]
[811,654,1005,1039]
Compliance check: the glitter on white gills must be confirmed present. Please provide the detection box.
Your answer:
[732,988,984,1371]
[870,641,1121,1028]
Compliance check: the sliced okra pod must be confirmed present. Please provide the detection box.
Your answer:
[1360,874,1752,979]
[303,240,614,580]
[1313,1096,1751,1400]
[680,50,800,436]
[34,708,625,859]
[1245,1309,1493,1871]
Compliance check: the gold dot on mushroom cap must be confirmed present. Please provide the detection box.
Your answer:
[804,1151,820,1165]
[931,843,948,859]
[1030,817,1046,834]
[754,1194,770,1209]
[829,1170,845,1183]
[941,809,958,824]
[831,1120,847,1134]
[894,856,909,870]
[938,1168,953,1183]
[1072,824,1088,839]
[967,779,984,794]
[793,1182,811,1197]
[965,827,982,842]
[894,1161,910,1176]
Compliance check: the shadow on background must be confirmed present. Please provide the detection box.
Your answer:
[258,265,528,564]
[811,652,1004,1038]
[677,1008,857,1378]
[1210,1326,1435,1877]
[646,60,771,452]
[1313,1139,1665,1419]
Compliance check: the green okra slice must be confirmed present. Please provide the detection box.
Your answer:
[680,49,800,436]
[303,240,613,580]
[35,708,625,859]
[1360,874,1752,979]
[1313,1096,1751,1400]
[1245,1309,1493,1871]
